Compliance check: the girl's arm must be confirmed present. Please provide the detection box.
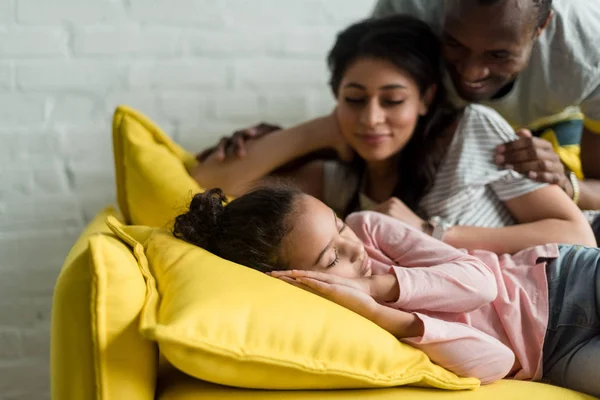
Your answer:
[395,312,515,384]
[191,115,341,197]
[443,185,596,254]
[346,211,498,313]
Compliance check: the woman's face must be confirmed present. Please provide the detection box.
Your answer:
[281,194,372,279]
[336,57,429,162]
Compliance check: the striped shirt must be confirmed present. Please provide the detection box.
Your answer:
[323,104,547,227]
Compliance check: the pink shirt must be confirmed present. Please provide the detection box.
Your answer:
[346,211,560,384]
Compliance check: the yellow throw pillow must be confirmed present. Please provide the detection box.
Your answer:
[112,105,202,228]
[51,207,157,400]
[106,217,480,391]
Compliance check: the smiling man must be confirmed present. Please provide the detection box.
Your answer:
[373,0,600,214]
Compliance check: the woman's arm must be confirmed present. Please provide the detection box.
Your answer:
[192,115,340,197]
[443,185,597,254]
[346,211,498,313]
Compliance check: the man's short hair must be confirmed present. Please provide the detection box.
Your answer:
[476,0,553,27]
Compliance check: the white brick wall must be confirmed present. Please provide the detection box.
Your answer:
[0,0,376,398]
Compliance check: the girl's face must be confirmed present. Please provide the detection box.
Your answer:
[336,57,431,163]
[281,195,372,279]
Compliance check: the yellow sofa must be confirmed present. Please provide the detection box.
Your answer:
[50,205,595,400]
[49,106,595,400]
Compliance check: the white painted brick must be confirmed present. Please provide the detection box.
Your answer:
[0,28,67,57]
[159,92,210,125]
[0,330,22,359]
[75,188,117,224]
[50,93,105,124]
[0,130,62,164]
[276,29,338,56]
[0,94,46,126]
[0,265,62,298]
[0,298,51,330]
[321,0,377,24]
[178,121,247,151]
[0,390,49,400]
[0,0,13,23]
[32,162,71,194]
[0,63,11,89]
[17,62,126,90]
[130,61,229,89]
[223,0,328,26]
[20,328,49,359]
[66,163,115,192]
[105,91,163,128]
[0,359,48,392]
[59,126,113,165]
[213,93,261,122]
[308,92,337,115]
[262,94,310,123]
[185,29,278,56]
[0,162,70,198]
[17,0,125,24]
[234,58,327,89]
[0,196,82,233]
[129,0,224,25]
[74,27,181,57]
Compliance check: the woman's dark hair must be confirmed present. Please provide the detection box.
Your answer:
[327,15,459,217]
[173,186,303,273]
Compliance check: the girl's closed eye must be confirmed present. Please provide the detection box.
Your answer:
[328,248,340,268]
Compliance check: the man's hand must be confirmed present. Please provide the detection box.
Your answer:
[373,197,426,232]
[196,122,282,162]
[495,129,573,196]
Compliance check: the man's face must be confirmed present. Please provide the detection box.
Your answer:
[441,0,541,102]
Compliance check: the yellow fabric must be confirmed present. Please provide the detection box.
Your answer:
[539,129,584,179]
[112,105,202,228]
[51,206,157,400]
[106,218,480,392]
[158,369,594,400]
[513,106,583,132]
[584,116,600,135]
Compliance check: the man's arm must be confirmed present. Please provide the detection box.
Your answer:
[495,127,600,210]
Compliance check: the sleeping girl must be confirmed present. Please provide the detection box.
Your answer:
[173,185,600,397]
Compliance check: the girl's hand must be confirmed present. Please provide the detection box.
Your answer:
[273,273,379,320]
[271,270,371,296]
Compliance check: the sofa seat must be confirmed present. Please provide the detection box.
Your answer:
[157,367,595,400]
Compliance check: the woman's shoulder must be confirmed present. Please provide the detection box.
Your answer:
[322,160,360,215]
[459,104,518,142]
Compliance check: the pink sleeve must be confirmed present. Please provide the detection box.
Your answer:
[346,211,498,313]
[406,313,515,384]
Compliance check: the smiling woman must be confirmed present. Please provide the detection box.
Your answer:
[191,14,595,254]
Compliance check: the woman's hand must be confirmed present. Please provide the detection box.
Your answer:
[272,271,379,320]
[373,197,426,232]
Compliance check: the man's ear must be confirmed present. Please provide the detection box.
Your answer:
[419,85,437,116]
[535,9,553,38]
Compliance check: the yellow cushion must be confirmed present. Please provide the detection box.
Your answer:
[112,105,202,228]
[51,206,157,400]
[157,368,594,400]
[107,218,480,392]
